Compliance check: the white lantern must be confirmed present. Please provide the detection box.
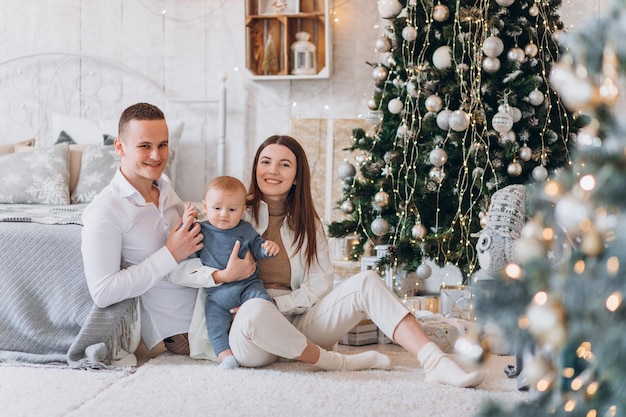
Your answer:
[291,32,317,75]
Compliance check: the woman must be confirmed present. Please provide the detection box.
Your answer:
[182,135,482,386]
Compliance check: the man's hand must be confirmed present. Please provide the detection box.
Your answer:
[166,215,203,262]
[212,241,256,284]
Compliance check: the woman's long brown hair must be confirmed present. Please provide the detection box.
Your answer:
[248,135,320,269]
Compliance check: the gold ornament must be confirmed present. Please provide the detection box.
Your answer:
[432,4,450,22]
[374,190,390,207]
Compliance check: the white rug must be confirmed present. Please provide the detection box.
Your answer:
[0,344,529,417]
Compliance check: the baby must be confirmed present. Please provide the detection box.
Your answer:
[184,175,278,369]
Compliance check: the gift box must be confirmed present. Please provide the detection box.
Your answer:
[339,319,379,346]
[403,295,440,315]
[439,284,472,320]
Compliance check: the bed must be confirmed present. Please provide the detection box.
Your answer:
[0,52,226,369]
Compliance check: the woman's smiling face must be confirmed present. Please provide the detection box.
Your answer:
[255,143,297,202]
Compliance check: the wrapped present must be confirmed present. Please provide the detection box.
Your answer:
[403,295,440,315]
[439,284,473,320]
[339,319,379,346]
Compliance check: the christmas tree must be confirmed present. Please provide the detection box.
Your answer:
[474,1,626,415]
[328,0,585,279]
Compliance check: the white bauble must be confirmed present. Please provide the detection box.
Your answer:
[375,36,392,53]
[436,109,452,130]
[337,161,357,179]
[482,57,501,73]
[555,195,590,231]
[496,0,514,6]
[514,237,545,263]
[371,217,390,237]
[525,43,538,58]
[429,147,448,167]
[507,161,522,176]
[519,145,532,161]
[416,264,432,279]
[411,223,427,239]
[378,0,403,18]
[529,4,539,16]
[425,94,443,112]
[528,89,545,106]
[406,78,419,97]
[388,98,404,114]
[402,25,418,42]
[559,79,597,111]
[492,111,514,133]
[507,47,526,63]
[396,123,407,138]
[532,165,548,181]
[500,130,516,144]
[432,4,450,22]
[507,106,522,122]
[433,45,452,69]
[448,109,470,132]
[482,36,504,58]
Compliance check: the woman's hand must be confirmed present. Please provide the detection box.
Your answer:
[213,241,256,284]
[166,215,203,262]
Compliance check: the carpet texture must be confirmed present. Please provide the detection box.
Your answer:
[0,344,529,417]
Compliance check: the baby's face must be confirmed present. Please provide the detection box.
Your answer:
[202,188,245,230]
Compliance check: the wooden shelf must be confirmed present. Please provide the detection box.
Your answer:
[245,0,330,80]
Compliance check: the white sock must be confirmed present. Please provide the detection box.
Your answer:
[417,342,483,387]
[218,355,240,370]
[314,348,392,371]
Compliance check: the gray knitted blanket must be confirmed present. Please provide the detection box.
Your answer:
[0,220,138,369]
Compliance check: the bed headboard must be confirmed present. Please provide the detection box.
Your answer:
[0,51,226,201]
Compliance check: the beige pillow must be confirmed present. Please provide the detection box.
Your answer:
[0,138,35,155]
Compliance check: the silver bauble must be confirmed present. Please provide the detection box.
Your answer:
[482,36,504,58]
[492,111,514,133]
[555,195,590,231]
[337,161,357,179]
[377,0,403,18]
[374,190,390,207]
[432,4,450,22]
[507,161,522,176]
[388,98,404,114]
[429,147,448,167]
[341,200,355,214]
[432,45,452,69]
[507,47,526,63]
[532,165,548,181]
[384,150,402,163]
[425,95,443,112]
[482,56,501,73]
[375,36,392,53]
[448,109,470,132]
[402,25,418,42]
[529,4,539,16]
[525,43,538,58]
[499,130,516,144]
[372,66,389,83]
[528,89,545,106]
[416,263,432,279]
[495,0,514,6]
[371,217,389,237]
[519,145,532,161]
[367,98,378,110]
[429,166,446,183]
[436,109,451,130]
[411,223,427,239]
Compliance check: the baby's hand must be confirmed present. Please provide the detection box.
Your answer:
[262,240,280,257]
[183,201,198,220]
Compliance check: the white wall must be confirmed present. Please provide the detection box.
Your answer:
[0,0,611,201]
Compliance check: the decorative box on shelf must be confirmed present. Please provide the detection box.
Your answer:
[439,284,473,320]
[339,319,378,346]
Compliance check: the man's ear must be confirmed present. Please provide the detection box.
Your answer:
[114,137,124,156]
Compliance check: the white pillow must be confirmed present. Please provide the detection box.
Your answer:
[0,143,70,204]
